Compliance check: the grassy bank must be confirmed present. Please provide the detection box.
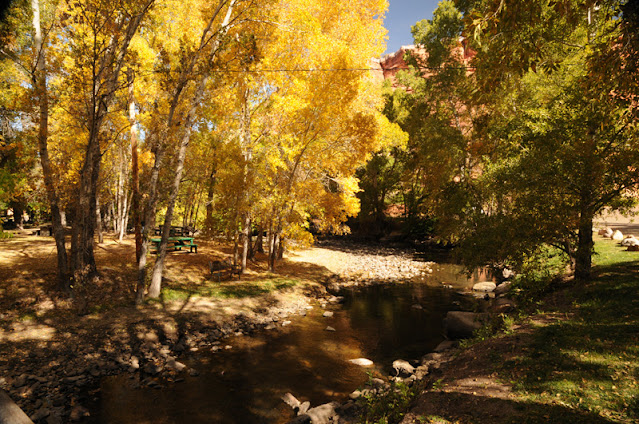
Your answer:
[397,237,639,424]
[497,238,639,423]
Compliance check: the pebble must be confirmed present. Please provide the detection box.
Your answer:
[322,311,334,318]
[325,326,336,332]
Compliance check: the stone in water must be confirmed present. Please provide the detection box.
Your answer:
[348,358,374,366]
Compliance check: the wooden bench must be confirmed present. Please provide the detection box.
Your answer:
[209,260,242,282]
[35,224,53,236]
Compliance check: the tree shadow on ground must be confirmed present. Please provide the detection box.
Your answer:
[406,390,618,424]
[0,234,341,422]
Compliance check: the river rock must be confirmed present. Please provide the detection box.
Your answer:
[166,359,187,372]
[46,410,62,424]
[348,358,374,367]
[13,374,28,388]
[287,415,311,424]
[306,402,339,424]
[30,407,50,421]
[392,360,415,377]
[322,311,334,318]
[494,281,512,296]
[129,356,140,371]
[502,268,515,279]
[612,230,624,241]
[493,297,517,313]
[472,282,496,292]
[444,311,485,339]
[298,401,310,415]
[282,321,292,327]
[282,392,301,409]
[414,364,429,379]
[69,405,90,421]
[433,340,457,352]
[325,326,336,332]
[143,363,162,375]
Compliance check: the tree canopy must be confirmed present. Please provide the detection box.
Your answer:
[0,0,402,302]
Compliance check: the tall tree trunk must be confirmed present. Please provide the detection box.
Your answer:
[139,0,238,300]
[69,0,154,288]
[128,70,142,262]
[575,210,594,281]
[241,216,251,272]
[118,189,130,241]
[239,88,252,273]
[148,129,192,298]
[254,224,264,254]
[11,201,24,230]
[96,193,103,244]
[205,174,216,233]
[268,220,282,272]
[31,0,69,291]
[135,133,163,304]
[148,0,236,298]
[116,143,124,236]
[190,187,202,231]
[110,202,117,232]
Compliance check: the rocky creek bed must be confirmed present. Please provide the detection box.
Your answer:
[0,238,507,424]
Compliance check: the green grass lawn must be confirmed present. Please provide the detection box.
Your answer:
[160,276,302,302]
[501,238,639,423]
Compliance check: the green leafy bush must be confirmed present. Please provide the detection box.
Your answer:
[359,379,417,424]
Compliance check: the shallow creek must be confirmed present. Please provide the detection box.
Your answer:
[92,264,488,423]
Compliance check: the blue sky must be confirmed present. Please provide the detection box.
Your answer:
[383,0,441,55]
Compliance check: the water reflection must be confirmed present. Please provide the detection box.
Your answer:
[94,266,484,423]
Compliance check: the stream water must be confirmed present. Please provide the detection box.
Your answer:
[92,263,489,423]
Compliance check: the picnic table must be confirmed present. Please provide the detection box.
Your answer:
[149,236,198,253]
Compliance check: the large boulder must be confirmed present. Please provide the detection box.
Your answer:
[472,282,496,292]
[0,390,34,424]
[621,236,639,247]
[443,311,486,339]
[612,230,624,241]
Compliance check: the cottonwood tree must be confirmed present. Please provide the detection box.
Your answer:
[457,0,639,279]
[51,0,154,298]
[0,0,71,289]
